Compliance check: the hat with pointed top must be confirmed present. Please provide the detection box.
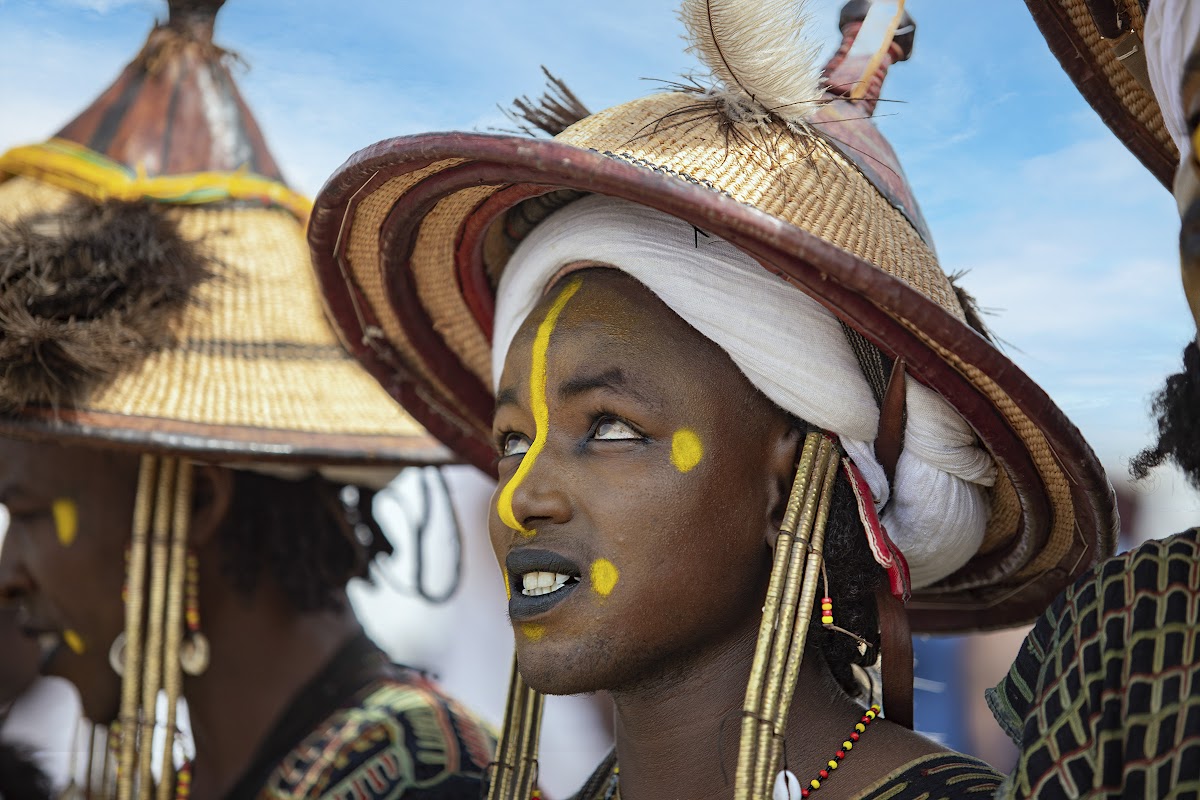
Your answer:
[0,0,449,466]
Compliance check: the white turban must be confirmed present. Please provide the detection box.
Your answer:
[492,195,994,588]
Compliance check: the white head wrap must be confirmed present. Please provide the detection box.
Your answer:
[1145,0,1200,157]
[492,195,995,588]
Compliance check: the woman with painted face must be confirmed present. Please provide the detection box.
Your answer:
[0,2,492,799]
[308,2,1117,798]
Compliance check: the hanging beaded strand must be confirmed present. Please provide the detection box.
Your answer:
[797,704,881,797]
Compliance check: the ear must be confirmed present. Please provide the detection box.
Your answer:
[764,421,804,548]
[188,464,234,551]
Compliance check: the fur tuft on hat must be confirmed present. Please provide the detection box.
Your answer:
[0,199,213,410]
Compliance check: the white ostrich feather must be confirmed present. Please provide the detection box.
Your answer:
[679,0,824,127]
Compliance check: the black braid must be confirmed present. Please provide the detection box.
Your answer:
[1131,340,1200,490]
[216,471,393,613]
[814,465,883,696]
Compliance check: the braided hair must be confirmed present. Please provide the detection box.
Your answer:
[812,456,884,697]
[216,471,392,613]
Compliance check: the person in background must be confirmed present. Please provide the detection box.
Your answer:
[987,2,1200,797]
[0,1,492,797]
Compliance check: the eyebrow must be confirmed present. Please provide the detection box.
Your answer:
[558,368,661,411]
[495,386,519,411]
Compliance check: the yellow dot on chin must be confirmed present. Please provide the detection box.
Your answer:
[52,498,78,547]
[63,629,86,655]
[521,623,546,641]
[590,558,619,597]
[670,429,704,473]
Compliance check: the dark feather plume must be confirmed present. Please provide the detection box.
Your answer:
[948,270,993,342]
[502,67,592,137]
[0,199,214,411]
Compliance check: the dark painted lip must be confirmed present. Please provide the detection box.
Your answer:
[19,625,64,670]
[506,548,583,623]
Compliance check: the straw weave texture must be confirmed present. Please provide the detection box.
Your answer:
[1062,0,1175,158]
[560,95,963,319]
[344,161,477,414]
[315,87,1113,625]
[0,176,441,461]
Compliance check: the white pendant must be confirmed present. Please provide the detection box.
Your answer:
[773,770,803,800]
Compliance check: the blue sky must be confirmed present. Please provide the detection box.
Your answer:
[3,0,1198,533]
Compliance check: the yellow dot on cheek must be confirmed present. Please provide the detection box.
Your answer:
[590,558,619,597]
[52,498,78,547]
[521,623,546,641]
[670,429,704,473]
[63,629,86,655]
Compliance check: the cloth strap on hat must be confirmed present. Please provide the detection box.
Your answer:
[491,195,995,588]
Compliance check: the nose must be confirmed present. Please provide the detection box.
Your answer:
[0,528,32,606]
[496,445,574,535]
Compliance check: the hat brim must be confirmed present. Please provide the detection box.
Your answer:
[1025,0,1177,188]
[309,131,1117,632]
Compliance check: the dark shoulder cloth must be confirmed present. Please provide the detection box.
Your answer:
[987,528,1200,799]
[225,632,494,800]
[568,751,1001,799]
[853,753,1002,799]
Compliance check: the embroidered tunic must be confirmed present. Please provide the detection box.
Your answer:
[988,529,1200,799]
[222,634,494,799]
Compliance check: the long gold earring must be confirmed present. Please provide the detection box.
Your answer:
[735,431,841,800]
[487,656,545,800]
[179,548,209,677]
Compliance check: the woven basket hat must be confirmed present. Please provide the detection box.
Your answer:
[307,1,1117,631]
[0,0,448,467]
[1025,0,1178,188]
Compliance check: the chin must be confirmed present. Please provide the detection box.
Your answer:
[515,636,660,697]
[49,649,121,724]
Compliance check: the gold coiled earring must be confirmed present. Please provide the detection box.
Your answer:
[486,656,545,800]
[735,431,842,800]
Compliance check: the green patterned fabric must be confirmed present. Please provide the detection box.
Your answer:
[987,529,1200,799]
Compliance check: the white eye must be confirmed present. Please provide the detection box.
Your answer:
[502,433,532,458]
[593,418,641,441]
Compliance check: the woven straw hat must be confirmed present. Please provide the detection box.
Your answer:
[1025,0,1178,188]
[307,4,1117,631]
[0,0,448,467]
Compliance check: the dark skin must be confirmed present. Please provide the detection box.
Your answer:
[0,441,360,800]
[492,269,944,800]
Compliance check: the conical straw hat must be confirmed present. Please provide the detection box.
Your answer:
[307,5,1117,630]
[1025,0,1178,188]
[0,0,449,467]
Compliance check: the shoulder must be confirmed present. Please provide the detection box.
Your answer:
[258,671,496,799]
[853,753,1002,799]
[987,529,1200,798]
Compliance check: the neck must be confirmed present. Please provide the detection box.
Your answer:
[183,586,360,800]
[609,615,860,800]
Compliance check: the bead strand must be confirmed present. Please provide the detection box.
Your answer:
[800,704,880,797]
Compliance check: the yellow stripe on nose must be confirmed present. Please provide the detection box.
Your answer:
[496,277,584,535]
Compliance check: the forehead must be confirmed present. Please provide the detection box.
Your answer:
[0,438,132,497]
[507,269,718,372]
